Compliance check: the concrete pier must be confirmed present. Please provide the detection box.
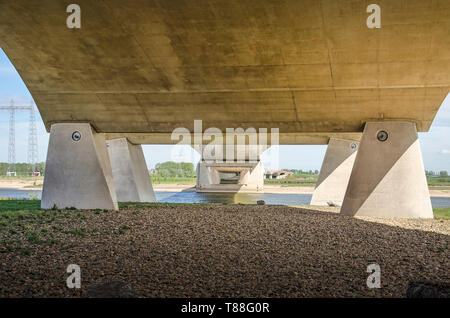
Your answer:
[108,138,156,202]
[341,122,433,218]
[310,138,359,206]
[41,123,118,210]
[196,161,264,193]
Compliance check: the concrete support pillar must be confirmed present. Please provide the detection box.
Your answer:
[41,123,118,210]
[107,138,156,202]
[239,161,265,190]
[310,138,359,206]
[196,161,264,193]
[341,122,433,218]
[196,161,221,187]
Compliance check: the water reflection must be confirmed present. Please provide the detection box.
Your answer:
[155,191,312,205]
[0,188,449,207]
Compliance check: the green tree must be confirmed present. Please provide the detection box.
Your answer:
[0,162,45,176]
[155,161,195,178]
[440,170,448,177]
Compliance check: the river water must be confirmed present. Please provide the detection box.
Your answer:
[1,188,450,207]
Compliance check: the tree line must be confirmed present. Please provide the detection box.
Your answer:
[154,161,196,178]
[283,169,320,176]
[425,170,448,177]
[0,162,45,176]
[1,161,446,179]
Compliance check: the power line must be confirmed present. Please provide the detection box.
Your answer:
[27,101,39,172]
[8,100,15,175]
[0,99,39,176]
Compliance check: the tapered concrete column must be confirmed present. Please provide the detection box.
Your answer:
[310,138,359,206]
[42,123,118,210]
[196,161,264,193]
[239,161,264,190]
[341,122,433,218]
[196,162,221,188]
[107,138,156,202]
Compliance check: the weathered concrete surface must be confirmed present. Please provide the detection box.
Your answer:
[196,162,221,188]
[0,1,448,144]
[108,138,156,202]
[109,132,362,146]
[196,161,264,193]
[341,122,433,218]
[41,123,118,210]
[310,138,358,206]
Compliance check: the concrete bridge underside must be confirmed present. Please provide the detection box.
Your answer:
[0,0,449,217]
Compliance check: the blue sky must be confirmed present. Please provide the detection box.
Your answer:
[0,48,449,172]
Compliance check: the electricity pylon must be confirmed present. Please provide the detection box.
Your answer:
[0,99,39,176]
[27,101,39,173]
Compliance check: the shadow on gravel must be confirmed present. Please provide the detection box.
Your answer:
[0,204,448,298]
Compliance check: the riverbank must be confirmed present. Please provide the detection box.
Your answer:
[0,177,43,190]
[1,179,449,197]
[152,184,318,194]
[155,184,450,197]
[0,201,448,297]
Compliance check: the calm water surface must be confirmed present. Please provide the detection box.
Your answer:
[1,188,450,207]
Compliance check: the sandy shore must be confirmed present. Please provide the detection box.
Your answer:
[1,179,449,197]
[153,184,450,197]
[153,184,196,192]
[428,189,450,198]
[0,178,44,190]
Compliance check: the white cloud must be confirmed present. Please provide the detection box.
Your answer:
[441,149,450,154]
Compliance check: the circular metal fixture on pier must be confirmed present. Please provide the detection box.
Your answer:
[376,130,388,142]
[350,143,357,149]
[72,131,81,142]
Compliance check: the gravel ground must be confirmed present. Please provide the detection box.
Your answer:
[0,204,448,297]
